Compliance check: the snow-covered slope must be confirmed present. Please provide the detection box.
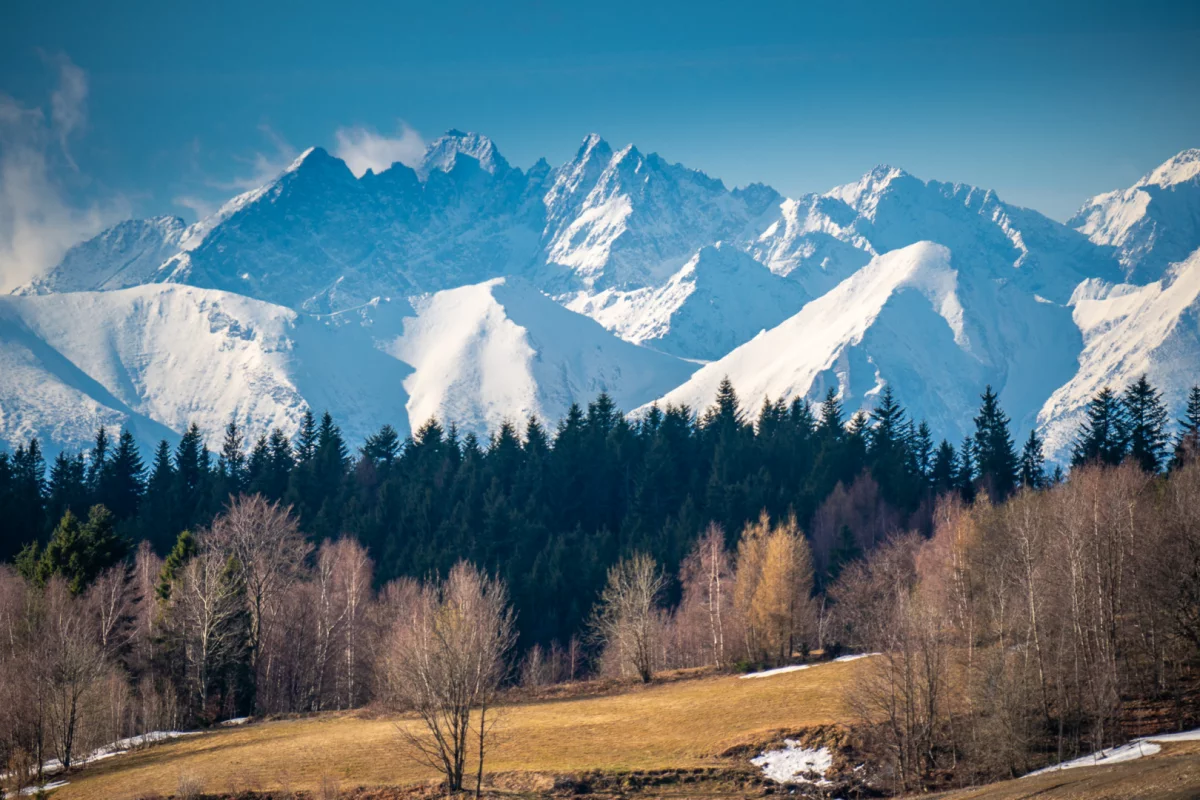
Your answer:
[17,216,187,295]
[0,278,696,454]
[539,135,775,292]
[385,277,697,433]
[564,242,808,361]
[646,241,1083,442]
[1071,149,1200,282]
[9,139,1200,456]
[0,285,413,454]
[1038,248,1200,460]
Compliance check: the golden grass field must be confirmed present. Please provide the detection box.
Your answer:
[54,660,864,799]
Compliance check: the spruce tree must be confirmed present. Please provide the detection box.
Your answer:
[972,386,1018,499]
[47,451,88,527]
[36,505,127,594]
[86,426,110,493]
[930,439,958,496]
[1172,385,1200,468]
[1019,429,1047,489]
[217,419,248,496]
[816,387,845,442]
[1071,387,1128,467]
[100,429,146,521]
[141,439,176,551]
[1123,375,1169,473]
[157,529,197,600]
[957,437,977,503]
[294,410,318,464]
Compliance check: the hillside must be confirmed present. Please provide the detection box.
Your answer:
[48,660,865,799]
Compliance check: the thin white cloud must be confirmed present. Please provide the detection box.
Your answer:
[172,194,217,219]
[0,55,127,293]
[334,122,426,178]
[47,53,88,169]
[210,123,298,192]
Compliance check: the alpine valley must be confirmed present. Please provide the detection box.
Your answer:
[5,133,1200,461]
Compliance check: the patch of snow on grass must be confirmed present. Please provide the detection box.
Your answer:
[739,664,812,679]
[740,653,879,679]
[752,741,833,785]
[1024,728,1200,776]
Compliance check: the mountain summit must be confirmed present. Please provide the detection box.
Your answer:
[6,140,1200,460]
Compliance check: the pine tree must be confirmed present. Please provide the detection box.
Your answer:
[911,421,935,483]
[157,528,196,600]
[816,387,845,442]
[86,426,110,493]
[47,450,88,526]
[294,410,318,464]
[100,429,146,521]
[362,424,401,467]
[972,386,1017,499]
[1172,385,1200,468]
[141,439,176,550]
[1071,387,1128,467]
[36,505,128,594]
[1122,375,1169,473]
[1019,429,1047,489]
[217,419,248,495]
[957,436,976,503]
[930,439,958,497]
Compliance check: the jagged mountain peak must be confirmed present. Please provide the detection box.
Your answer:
[1140,148,1200,188]
[418,129,510,178]
[1071,146,1200,282]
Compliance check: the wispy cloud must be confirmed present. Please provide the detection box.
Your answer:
[334,121,426,177]
[172,194,217,219]
[211,123,299,192]
[0,54,127,293]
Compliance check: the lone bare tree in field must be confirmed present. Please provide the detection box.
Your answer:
[384,562,514,796]
[590,552,665,682]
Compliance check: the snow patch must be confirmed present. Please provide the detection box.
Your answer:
[1024,728,1200,776]
[752,742,833,785]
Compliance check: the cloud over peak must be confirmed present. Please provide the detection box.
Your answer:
[334,122,426,178]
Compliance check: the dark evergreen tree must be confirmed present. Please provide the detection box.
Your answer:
[46,451,88,528]
[86,426,110,492]
[34,505,127,594]
[930,439,958,497]
[157,528,196,600]
[1019,429,1047,489]
[294,410,318,464]
[972,386,1017,500]
[1071,387,1128,467]
[99,429,146,521]
[1122,375,1169,473]
[957,436,977,503]
[217,419,248,496]
[1172,385,1200,468]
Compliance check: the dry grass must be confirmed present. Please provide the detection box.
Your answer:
[54,659,864,799]
[923,740,1200,800]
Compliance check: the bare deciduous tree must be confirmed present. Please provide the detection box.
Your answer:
[590,552,665,683]
[383,562,515,796]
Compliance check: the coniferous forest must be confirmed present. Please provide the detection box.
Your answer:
[3,376,1200,791]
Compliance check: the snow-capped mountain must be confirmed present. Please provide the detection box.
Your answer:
[384,277,696,434]
[0,276,696,454]
[564,242,808,361]
[0,285,414,455]
[645,241,1085,445]
[1070,149,1200,282]
[19,216,188,295]
[5,135,1200,461]
[1038,250,1200,458]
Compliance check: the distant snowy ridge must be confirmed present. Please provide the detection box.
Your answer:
[5,137,1200,459]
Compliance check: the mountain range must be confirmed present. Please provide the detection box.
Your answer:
[5,131,1200,462]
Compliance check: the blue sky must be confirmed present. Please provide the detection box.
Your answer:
[1,0,1198,287]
